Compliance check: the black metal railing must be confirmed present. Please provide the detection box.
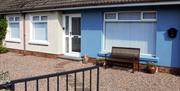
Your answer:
[0,65,100,91]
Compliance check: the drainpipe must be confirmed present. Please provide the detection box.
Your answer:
[22,13,26,56]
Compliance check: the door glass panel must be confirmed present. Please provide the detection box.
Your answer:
[65,16,69,35]
[72,37,81,52]
[66,37,69,53]
[72,17,81,35]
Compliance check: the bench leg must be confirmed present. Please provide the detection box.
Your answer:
[106,61,110,68]
[105,61,111,68]
[132,63,135,73]
[104,61,108,69]
[110,62,113,68]
[138,63,140,72]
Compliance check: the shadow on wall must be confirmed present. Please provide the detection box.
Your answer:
[171,29,180,68]
[163,27,180,68]
[171,34,180,76]
[162,28,180,75]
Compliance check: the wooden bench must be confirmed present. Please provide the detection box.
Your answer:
[106,47,140,73]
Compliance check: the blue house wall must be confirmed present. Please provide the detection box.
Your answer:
[81,10,103,57]
[157,7,180,68]
[65,6,180,68]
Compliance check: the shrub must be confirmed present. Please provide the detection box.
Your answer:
[0,15,8,54]
[0,15,7,45]
[0,46,8,54]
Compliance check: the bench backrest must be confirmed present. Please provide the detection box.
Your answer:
[111,47,140,60]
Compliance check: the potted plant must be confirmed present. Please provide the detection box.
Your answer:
[146,62,157,74]
[95,58,106,67]
[82,54,89,64]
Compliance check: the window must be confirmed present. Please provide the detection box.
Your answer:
[105,13,116,20]
[143,12,157,20]
[104,11,157,55]
[8,16,20,40]
[31,16,48,42]
[104,11,157,22]
[118,12,141,20]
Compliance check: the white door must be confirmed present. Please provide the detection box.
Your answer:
[64,14,81,57]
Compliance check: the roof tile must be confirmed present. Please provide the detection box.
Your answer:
[0,0,179,13]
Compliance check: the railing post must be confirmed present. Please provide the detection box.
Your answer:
[66,74,68,91]
[97,66,99,91]
[74,72,76,91]
[90,69,92,91]
[82,71,84,91]
[0,82,15,91]
[9,83,15,91]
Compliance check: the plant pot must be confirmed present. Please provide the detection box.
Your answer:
[88,59,96,64]
[82,54,89,64]
[96,61,105,66]
[95,58,107,68]
[96,61,107,69]
[147,66,156,74]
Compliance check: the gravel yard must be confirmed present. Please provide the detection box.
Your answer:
[0,53,180,91]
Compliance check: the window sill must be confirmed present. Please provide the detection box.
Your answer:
[5,39,21,43]
[99,51,158,62]
[140,54,159,63]
[28,40,49,46]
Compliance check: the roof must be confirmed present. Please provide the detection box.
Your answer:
[0,0,180,13]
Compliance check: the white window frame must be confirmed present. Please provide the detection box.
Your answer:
[104,12,118,21]
[102,11,157,56]
[104,11,157,22]
[6,16,21,43]
[29,15,49,45]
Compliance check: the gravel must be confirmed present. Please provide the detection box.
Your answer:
[0,52,180,91]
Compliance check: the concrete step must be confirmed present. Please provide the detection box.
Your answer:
[57,55,82,61]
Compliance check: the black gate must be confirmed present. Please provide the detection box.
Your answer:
[0,65,99,91]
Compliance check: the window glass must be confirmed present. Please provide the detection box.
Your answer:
[33,22,47,41]
[15,17,20,21]
[9,17,14,21]
[33,16,39,21]
[72,17,81,35]
[143,12,156,19]
[65,16,69,35]
[32,16,48,41]
[118,12,141,20]
[8,16,20,39]
[9,23,20,38]
[72,37,81,52]
[105,13,116,19]
[41,16,47,21]
[66,37,69,52]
